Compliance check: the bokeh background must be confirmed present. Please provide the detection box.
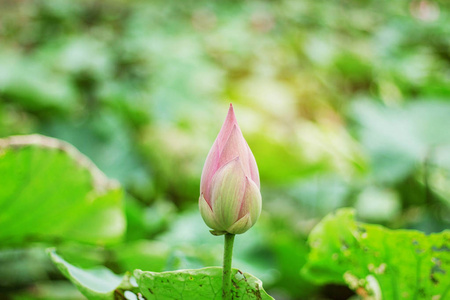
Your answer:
[1,0,450,299]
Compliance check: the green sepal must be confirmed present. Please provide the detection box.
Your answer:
[210,230,226,236]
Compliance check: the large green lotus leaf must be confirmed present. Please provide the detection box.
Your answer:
[48,250,138,300]
[49,250,273,300]
[0,135,125,246]
[302,209,450,299]
[134,267,274,300]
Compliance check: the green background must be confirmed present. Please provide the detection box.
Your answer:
[0,0,449,299]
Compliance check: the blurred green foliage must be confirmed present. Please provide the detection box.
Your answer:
[1,0,450,299]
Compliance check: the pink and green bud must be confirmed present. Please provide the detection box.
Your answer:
[199,104,261,235]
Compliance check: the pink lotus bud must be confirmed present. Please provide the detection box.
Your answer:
[199,104,261,235]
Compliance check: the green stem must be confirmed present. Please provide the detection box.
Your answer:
[222,233,235,300]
